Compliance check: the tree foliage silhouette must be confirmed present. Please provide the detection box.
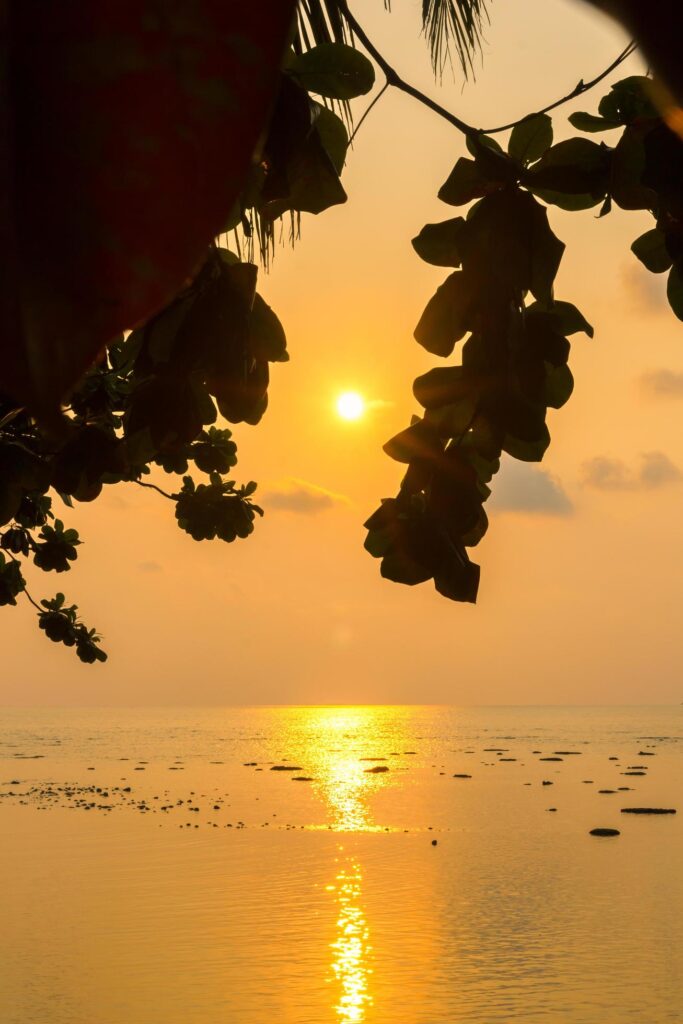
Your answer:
[1,1,682,661]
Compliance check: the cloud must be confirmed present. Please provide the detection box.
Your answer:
[490,461,573,516]
[621,263,668,314]
[581,451,682,491]
[639,369,683,399]
[263,478,349,515]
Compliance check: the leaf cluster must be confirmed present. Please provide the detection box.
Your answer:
[0,242,290,662]
[226,40,373,262]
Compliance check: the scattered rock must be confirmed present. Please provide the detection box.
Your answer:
[547,807,557,812]
[622,771,646,776]
[542,780,553,786]
[364,766,389,773]
[431,839,438,846]
[554,751,582,755]
[292,776,314,782]
[637,751,655,757]
[539,756,562,762]
[620,807,676,815]
[590,828,620,837]
[599,789,616,794]
[452,773,471,779]
[270,766,303,772]
[359,757,387,762]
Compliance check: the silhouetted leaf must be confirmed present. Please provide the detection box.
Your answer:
[526,138,610,202]
[530,188,603,212]
[527,299,593,337]
[438,158,502,206]
[460,504,488,546]
[250,295,288,362]
[508,114,553,165]
[598,76,658,125]
[568,112,620,133]
[631,228,673,273]
[529,200,565,305]
[413,366,471,408]
[611,127,657,211]
[667,261,683,321]
[414,272,473,356]
[289,43,375,100]
[466,133,504,158]
[503,422,550,462]
[544,362,574,408]
[433,552,479,602]
[424,396,478,438]
[313,105,349,175]
[383,421,441,464]
[411,218,466,267]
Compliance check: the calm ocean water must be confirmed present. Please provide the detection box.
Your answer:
[0,705,681,1024]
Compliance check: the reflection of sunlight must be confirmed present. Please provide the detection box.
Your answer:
[297,706,397,833]
[330,853,373,1023]
[293,707,408,1023]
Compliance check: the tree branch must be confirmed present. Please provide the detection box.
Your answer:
[340,1,637,139]
[2,548,44,612]
[349,81,389,145]
[479,41,637,135]
[133,479,177,501]
[340,2,477,135]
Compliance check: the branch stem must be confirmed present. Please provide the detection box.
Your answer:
[479,42,637,135]
[340,1,636,140]
[349,81,389,145]
[342,2,476,135]
[133,479,177,501]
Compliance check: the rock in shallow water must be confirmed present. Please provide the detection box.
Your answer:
[364,766,389,773]
[620,807,676,815]
[590,827,620,837]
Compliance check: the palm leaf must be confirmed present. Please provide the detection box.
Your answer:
[294,0,348,55]
[421,0,489,79]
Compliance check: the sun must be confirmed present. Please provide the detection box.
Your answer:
[336,391,365,421]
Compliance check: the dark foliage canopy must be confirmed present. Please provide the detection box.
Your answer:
[1,1,682,663]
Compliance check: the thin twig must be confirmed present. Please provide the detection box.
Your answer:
[349,81,389,145]
[340,1,637,140]
[133,479,177,501]
[340,1,477,135]
[2,548,44,612]
[22,587,44,613]
[479,42,637,135]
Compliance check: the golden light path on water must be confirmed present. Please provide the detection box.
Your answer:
[329,855,372,1023]
[296,707,401,1023]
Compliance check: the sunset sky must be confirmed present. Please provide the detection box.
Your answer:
[4,0,682,706]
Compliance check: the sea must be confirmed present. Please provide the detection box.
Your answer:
[0,705,681,1024]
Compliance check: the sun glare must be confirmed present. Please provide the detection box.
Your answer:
[336,391,365,421]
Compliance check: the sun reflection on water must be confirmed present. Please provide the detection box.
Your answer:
[295,707,406,1023]
[329,852,373,1023]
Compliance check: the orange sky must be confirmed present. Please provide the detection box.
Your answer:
[3,0,682,706]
